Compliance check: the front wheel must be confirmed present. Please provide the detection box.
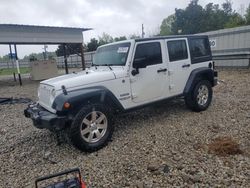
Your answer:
[69,104,113,152]
[185,80,213,112]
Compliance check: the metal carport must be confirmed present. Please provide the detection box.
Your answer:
[0,24,91,85]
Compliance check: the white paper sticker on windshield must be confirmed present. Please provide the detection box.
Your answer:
[117,47,129,53]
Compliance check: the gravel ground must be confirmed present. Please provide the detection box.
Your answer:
[0,69,249,187]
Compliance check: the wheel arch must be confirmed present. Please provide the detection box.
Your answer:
[184,67,215,95]
[52,86,125,116]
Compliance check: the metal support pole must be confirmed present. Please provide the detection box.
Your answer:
[142,24,145,38]
[80,43,85,70]
[14,44,22,86]
[63,44,69,74]
[9,44,16,81]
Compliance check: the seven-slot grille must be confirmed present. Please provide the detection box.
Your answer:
[38,84,53,107]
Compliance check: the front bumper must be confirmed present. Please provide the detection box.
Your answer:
[24,103,67,131]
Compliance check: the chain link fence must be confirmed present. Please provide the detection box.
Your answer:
[0,51,95,69]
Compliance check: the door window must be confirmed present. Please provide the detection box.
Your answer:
[133,42,162,68]
[167,40,188,62]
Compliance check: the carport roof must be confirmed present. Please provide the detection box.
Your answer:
[0,24,92,44]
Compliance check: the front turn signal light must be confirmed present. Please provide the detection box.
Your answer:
[64,102,71,109]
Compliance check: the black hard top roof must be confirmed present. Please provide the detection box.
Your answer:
[135,35,208,42]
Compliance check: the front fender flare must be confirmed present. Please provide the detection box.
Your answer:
[52,86,124,115]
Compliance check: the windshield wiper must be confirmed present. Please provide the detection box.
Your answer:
[92,64,99,69]
[92,64,113,70]
[103,64,113,71]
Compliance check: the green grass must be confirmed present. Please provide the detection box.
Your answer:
[0,67,30,76]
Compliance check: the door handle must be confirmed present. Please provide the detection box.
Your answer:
[182,64,190,68]
[157,68,167,73]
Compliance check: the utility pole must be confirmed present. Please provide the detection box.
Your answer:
[9,44,16,81]
[43,45,48,60]
[63,44,69,74]
[142,24,145,38]
[14,44,22,86]
[80,43,85,70]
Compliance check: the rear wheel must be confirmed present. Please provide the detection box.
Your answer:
[185,80,213,112]
[69,104,113,152]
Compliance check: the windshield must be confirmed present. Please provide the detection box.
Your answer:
[93,42,131,66]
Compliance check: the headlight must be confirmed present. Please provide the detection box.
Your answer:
[50,88,56,103]
[51,88,56,98]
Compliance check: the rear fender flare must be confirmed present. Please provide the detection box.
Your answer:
[184,67,215,95]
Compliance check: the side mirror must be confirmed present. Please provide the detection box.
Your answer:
[131,69,139,76]
[131,57,147,76]
[133,57,147,69]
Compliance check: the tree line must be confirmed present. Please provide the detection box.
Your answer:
[160,0,250,35]
[1,0,249,59]
[0,52,57,61]
[55,0,250,56]
[55,33,140,56]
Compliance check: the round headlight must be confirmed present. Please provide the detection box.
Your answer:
[51,88,56,98]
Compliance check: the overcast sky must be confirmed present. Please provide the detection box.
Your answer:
[0,0,249,58]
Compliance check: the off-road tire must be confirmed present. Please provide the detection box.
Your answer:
[69,104,113,152]
[185,80,213,112]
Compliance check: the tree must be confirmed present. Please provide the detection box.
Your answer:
[203,3,223,31]
[87,38,99,52]
[0,54,10,61]
[224,13,245,28]
[98,33,114,46]
[245,4,250,24]
[22,52,56,61]
[172,0,205,34]
[55,43,82,56]
[222,0,233,15]
[159,14,175,35]
[114,36,127,42]
[55,45,64,56]
[129,34,140,39]
[55,34,128,54]
[162,0,245,35]
[86,35,127,52]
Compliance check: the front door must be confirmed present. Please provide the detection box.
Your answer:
[165,38,192,95]
[130,41,168,103]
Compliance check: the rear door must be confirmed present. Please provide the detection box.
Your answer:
[165,38,192,95]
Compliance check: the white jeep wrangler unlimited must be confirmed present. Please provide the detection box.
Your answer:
[25,35,217,151]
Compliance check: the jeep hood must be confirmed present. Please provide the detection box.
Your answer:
[40,69,116,91]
